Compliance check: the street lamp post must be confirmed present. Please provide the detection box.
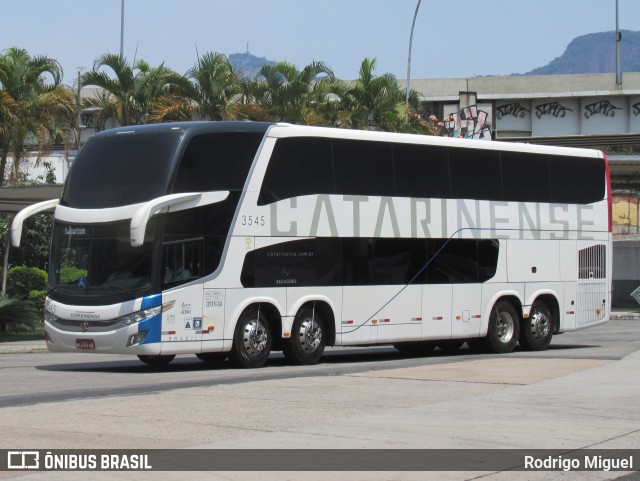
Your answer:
[405,0,422,120]
[616,0,622,86]
[120,0,125,58]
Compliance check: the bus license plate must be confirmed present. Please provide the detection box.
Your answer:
[76,339,95,350]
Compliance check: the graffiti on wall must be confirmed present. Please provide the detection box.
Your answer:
[584,100,622,119]
[613,194,640,235]
[496,103,530,119]
[444,105,491,140]
[535,101,574,119]
[632,101,640,116]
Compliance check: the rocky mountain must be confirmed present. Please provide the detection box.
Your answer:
[524,30,640,75]
[228,51,275,79]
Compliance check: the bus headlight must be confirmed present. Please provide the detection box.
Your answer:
[115,306,162,326]
[44,309,58,324]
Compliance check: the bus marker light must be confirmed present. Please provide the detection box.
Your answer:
[208,326,214,331]
[372,319,378,324]
[162,301,175,312]
[523,313,529,318]
[455,316,461,320]
[596,308,601,314]
[412,317,422,322]
[432,316,443,321]
[283,332,290,338]
[168,330,176,335]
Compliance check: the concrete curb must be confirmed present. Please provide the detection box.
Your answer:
[0,340,48,354]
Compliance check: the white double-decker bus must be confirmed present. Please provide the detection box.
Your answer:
[12,121,612,367]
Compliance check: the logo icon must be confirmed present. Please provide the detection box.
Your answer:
[7,451,39,470]
[80,322,89,332]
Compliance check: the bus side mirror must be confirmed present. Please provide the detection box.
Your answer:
[11,199,59,248]
[130,191,229,247]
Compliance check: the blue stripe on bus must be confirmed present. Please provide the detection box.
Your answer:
[139,313,162,344]
[141,293,162,309]
[140,293,162,344]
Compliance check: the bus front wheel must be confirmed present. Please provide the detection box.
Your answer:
[486,301,520,354]
[519,300,554,351]
[229,309,272,368]
[283,306,326,365]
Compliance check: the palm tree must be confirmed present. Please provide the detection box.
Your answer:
[0,47,75,185]
[245,60,335,124]
[337,57,408,131]
[151,52,243,122]
[81,53,179,127]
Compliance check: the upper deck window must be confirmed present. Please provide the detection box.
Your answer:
[61,131,184,208]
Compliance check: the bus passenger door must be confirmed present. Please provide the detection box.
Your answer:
[451,284,482,339]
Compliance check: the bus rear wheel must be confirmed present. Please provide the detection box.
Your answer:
[137,354,175,366]
[486,301,520,354]
[283,306,326,365]
[519,300,554,351]
[229,309,272,368]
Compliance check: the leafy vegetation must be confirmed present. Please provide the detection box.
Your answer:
[0,294,42,333]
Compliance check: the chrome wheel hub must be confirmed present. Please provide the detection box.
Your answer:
[530,311,551,339]
[496,312,515,343]
[299,318,322,352]
[242,319,268,356]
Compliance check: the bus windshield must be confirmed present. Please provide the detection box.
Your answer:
[61,130,184,208]
[49,220,158,301]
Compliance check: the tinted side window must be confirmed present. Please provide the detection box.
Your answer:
[172,132,263,193]
[394,143,451,199]
[258,137,333,205]
[501,152,550,203]
[241,237,499,287]
[333,139,395,197]
[549,155,605,204]
[449,148,501,201]
[241,238,343,287]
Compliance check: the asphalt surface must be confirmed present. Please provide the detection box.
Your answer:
[0,313,639,481]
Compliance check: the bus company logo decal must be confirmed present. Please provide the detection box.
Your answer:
[80,322,89,332]
[70,312,100,320]
[270,195,601,240]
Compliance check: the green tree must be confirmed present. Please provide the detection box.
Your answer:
[81,53,179,127]
[151,52,243,122]
[244,60,335,124]
[337,57,408,131]
[0,47,75,186]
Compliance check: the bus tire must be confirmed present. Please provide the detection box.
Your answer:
[137,354,175,366]
[487,301,520,354]
[282,306,326,365]
[519,300,554,351]
[196,352,228,363]
[393,341,436,355]
[229,309,272,368]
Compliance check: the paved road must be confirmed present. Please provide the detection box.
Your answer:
[0,320,639,480]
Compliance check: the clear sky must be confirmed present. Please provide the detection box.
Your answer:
[1,0,639,84]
